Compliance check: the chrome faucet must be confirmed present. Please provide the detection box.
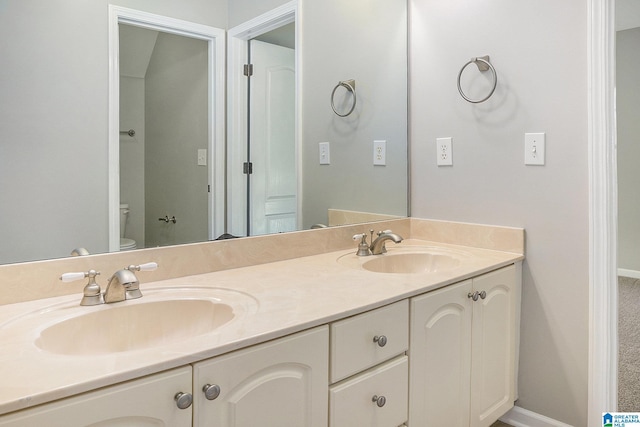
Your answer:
[61,262,158,305]
[104,268,139,303]
[103,262,158,304]
[370,231,403,255]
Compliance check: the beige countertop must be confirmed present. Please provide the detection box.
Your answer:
[0,237,523,416]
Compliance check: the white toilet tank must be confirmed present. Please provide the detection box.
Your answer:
[119,204,137,250]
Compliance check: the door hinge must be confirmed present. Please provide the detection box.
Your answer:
[243,64,254,77]
[208,184,211,193]
[243,162,253,174]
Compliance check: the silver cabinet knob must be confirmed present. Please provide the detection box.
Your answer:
[203,384,221,400]
[174,392,193,410]
[468,291,479,301]
[479,290,487,300]
[372,395,386,407]
[373,335,387,347]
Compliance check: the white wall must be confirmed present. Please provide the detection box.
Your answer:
[409,1,589,425]
[0,0,226,263]
[617,28,640,274]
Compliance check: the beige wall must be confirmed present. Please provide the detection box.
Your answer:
[409,0,589,425]
[617,27,640,273]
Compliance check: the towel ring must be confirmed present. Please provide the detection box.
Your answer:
[457,56,497,104]
[331,79,357,117]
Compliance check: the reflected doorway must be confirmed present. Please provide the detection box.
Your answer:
[246,26,296,236]
[108,6,226,252]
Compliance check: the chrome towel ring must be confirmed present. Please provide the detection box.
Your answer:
[331,79,357,117]
[457,56,497,104]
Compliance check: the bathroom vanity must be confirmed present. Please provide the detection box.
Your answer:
[0,219,523,427]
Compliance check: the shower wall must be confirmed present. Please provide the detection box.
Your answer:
[617,27,640,276]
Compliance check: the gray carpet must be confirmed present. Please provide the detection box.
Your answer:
[619,276,640,411]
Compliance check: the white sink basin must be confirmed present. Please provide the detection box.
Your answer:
[0,286,259,356]
[35,299,234,355]
[361,252,461,274]
[338,245,469,274]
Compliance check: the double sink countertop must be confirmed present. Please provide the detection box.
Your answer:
[0,227,524,416]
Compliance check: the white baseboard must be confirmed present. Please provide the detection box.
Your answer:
[499,406,574,427]
[618,268,640,279]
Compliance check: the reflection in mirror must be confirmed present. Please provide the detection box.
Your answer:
[0,0,407,266]
[118,24,210,250]
[247,24,297,236]
[108,6,227,254]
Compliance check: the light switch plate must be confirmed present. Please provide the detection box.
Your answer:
[524,133,545,165]
[197,149,207,166]
[319,142,330,165]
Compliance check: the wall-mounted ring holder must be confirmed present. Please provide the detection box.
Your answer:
[331,79,357,117]
[457,55,497,104]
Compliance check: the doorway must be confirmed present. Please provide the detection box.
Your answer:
[227,2,299,238]
[108,6,226,251]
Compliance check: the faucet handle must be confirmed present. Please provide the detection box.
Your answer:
[126,262,158,272]
[60,270,103,306]
[352,234,371,257]
[60,271,92,282]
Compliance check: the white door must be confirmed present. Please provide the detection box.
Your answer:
[470,266,516,427]
[193,326,328,427]
[248,39,296,236]
[409,280,473,427]
[0,367,192,427]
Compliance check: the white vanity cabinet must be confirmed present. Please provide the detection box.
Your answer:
[0,366,193,427]
[329,300,409,427]
[409,265,518,427]
[193,326,329,427]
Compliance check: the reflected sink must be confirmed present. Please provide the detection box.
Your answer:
[35,299,234,355]
[361,252,461,274]
[337,245,469,274]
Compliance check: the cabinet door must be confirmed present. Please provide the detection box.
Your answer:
[0,367,192,427]
[193,326,328,427]
[409,280,473,427]
[329,355,408,427]
[470,265,516,427]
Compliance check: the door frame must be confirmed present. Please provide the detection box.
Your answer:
[227,1,299,237]
[588,0,618,424]
[108,5,226,250]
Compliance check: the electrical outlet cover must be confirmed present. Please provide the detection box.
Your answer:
[436,137,453,166]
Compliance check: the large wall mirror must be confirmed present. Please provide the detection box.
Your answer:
[0,0,407,266]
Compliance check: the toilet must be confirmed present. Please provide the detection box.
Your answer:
[120,204,137,251]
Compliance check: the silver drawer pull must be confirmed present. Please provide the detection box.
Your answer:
[373,335,387,347]
[174,392,193,410]
[203,384,221,400]
[372,395,386,407]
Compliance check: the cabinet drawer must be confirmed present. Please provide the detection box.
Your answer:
[329,355,408,427]
[331,300,408,383]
